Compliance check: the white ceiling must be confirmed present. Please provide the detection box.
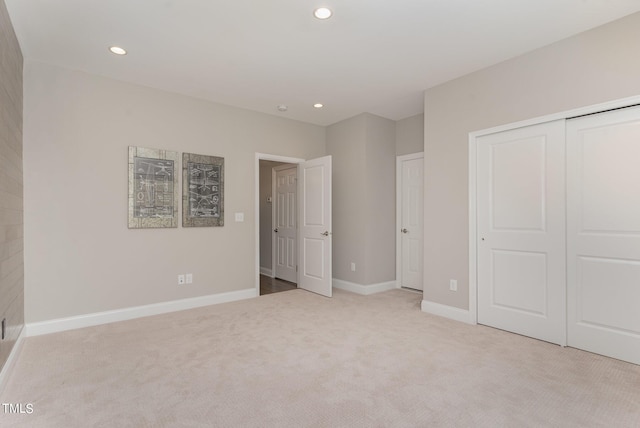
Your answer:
[6,0,640,126]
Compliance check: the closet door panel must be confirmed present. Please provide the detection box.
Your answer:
[477,120,566,345]
[567,106,640,365]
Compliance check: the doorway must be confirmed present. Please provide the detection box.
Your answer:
[258,159,298,295]
[254,153,333,298]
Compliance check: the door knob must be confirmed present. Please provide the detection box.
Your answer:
[321,231,330,236]
[274,228,279,233]
[401,228,408,234]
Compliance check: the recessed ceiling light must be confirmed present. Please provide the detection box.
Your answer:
[313,103,324,108]
[313,7,332,20]
[109,46,127,55]
[277,105,288,112]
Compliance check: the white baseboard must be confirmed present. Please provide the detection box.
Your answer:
[0,326,25,395]
[259,267,274,277]
[332,279,397,295]
[26,288,258,337]
[421,299,474,324]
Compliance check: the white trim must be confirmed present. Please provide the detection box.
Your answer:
[468,135,478,325]
[469,94,640,139]
[396,152,424,289]
[468,95,640,326]
[271,167,277,282]
[0,326,26,395]
[259,267,274,277]
[421,299,473,324]
[332,279,397,295]
[26,288,257,337]
[255,153,305,296]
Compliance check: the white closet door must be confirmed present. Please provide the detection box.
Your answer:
[567,106,640,365]
[399,154,424,290]
[477,120,566,345]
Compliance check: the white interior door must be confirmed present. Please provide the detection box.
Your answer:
[477,120,566,345]
[397,154,424,290]
[298,155,332,297]
[566,106,640,365]
[273,165,297,283]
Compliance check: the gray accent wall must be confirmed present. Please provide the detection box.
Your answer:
[327,113,396,286]
[423,12,640,310]
[0,0,24,371]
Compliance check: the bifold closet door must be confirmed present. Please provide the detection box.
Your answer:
[477,120,566,345]
[566,106,640,365]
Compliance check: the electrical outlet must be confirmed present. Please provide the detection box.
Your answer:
[178,275,185,285]
[350,262,356,272]
[186,273,193,284]
[449,279,458,292]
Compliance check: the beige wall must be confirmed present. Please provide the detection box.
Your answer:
[258,160,286,273]
[23,61,325,323]
[327,113,396,286]
[396,114,424,156]
[363,114,396,285]
[0,0,24,371]
[326,114,367,284]
[423,12,640,309]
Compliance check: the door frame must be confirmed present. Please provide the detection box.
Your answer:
[272,163,298,283]
[396,152,424,289]
[255,153,305,295]
[468,95,640,326]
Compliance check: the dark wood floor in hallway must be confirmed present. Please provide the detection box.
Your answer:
[260,274,297,295]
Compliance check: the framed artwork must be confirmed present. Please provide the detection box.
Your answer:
[128,146,179,228]
[182,152,224,227]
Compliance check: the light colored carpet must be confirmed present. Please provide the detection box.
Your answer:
[1,289,639,427]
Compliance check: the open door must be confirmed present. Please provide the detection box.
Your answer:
[298,156,332,297]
